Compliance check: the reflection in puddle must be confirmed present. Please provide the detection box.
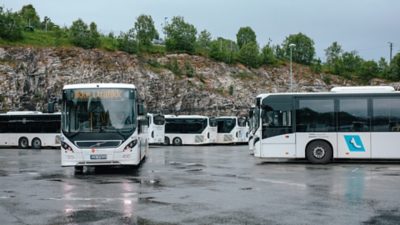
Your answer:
[345,169,365,203]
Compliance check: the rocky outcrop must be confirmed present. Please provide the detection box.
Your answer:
[0,46,395,116]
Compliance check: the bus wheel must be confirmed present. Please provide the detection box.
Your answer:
[31,138,42,149]
[306,140,333,164]
[172,137,182,146]
[18,137,29,149]
[74,166,83,173]
[164,137,170,145]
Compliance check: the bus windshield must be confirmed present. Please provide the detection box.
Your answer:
[238,117,247,127]
[209,118,217,127]
[153,115,165,125]
[62,88,136,141]
[217,118,236,133]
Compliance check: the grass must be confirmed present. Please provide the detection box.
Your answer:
[0,30,71,47]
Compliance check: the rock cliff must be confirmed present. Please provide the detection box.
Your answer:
[0,46,397,116]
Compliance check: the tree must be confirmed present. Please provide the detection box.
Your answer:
[238,42,260,68]
[377,57,389,78]
[209,37,238,64]
[282,33,315,65]
[325,42,343,65]
[19,4,40,30]
[261,42,277,65]
[40,16,58,31]
[236,27,256,49]
[134,15,158,47]
[387,53,400,81]
[164,16,197,53]
[69,19,100,49]
[116,29,138,54]
[341,51,363,74]
[324,42,344,74]
[0,7,24,40]
[358,60,378,83]
[89,22,101,48]
[196,30,212,55]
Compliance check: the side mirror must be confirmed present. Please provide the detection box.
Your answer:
[248,110,253,117]
[138,103,146,116]
[47,102,55,113]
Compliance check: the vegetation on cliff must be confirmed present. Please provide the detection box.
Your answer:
[1,4,400,84]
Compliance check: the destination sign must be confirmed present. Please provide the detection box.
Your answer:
[73,89,123,100]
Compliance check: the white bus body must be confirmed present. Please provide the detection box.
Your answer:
[164,115,214,145]
[253,86,400,164]
[216,116,248,144]
[248,107,257,154]
[209,117,218,144]
[61,83,148,169]
[0,111,61,149]
[147,113,165,145]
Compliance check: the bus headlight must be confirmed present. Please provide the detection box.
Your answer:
[123,139,138,152]
[61,141,74,153]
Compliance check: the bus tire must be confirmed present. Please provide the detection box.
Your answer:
[172,137,182,146]
[306,140,333,164]
[164,137,170,145]
[18,137,29,149]
[74,166,83,173]
[31,138,42,149]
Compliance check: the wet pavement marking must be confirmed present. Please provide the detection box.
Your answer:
[255,178,307,189]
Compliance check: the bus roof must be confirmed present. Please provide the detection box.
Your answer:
[165,115,209,119]
[216,116,237,119]
[0,111,61,116]
[63,83,136,90]
[257,86,399,100]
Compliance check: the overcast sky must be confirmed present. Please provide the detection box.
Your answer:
[2,0,399,61]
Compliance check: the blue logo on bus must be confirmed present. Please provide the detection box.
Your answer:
[344,135,365,152]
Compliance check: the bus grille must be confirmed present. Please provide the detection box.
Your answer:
[75,140,122,148]
[224,135,233,142]
[195,135,204,143]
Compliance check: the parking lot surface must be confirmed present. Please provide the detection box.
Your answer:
[1,145,400,225]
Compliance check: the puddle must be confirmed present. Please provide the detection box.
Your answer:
[186,168,203,172]
[382,173,400,176]
[139,197,170,205]
[241,187,253,190]
[0,170,8,177]
[363,209,400,225]
[50,209,121,224]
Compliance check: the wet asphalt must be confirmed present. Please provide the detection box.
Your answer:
[1,145,400,225]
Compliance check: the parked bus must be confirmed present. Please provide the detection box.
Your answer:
[216,116,248,144]
[209,117,218,144]
[61,83,148,171]
[253,86,400,164]
[248,106,256,154]
[147,113,165,145]
[0,111,61,149]
[164,115,214,145]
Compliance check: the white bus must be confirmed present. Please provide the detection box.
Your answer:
[216,116,248,144]
[253,86,400,164]
[209,117,218,144]
[248,106,257,154]
[0,111,61,149]
[147,113,165,145]
[61,83,148,171]
[164,115,215,145]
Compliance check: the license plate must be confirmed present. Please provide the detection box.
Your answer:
[90,154,107,160]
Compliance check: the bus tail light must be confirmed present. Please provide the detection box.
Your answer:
[61,141,74,153]
[123,139,138,152]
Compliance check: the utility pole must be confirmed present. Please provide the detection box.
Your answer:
[388,42,393,63]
